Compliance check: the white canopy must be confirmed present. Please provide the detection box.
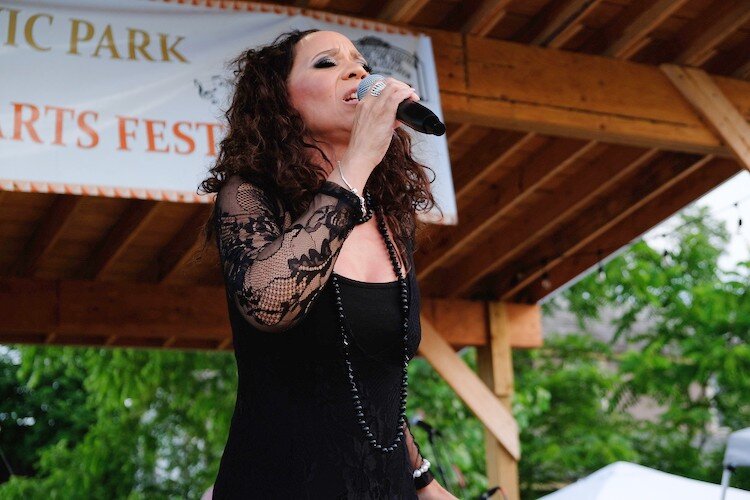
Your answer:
[540,461,750,500]
[725,428,750,468]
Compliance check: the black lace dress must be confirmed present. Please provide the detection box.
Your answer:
[212,174,430,499]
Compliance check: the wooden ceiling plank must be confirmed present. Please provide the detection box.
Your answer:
[82,199,161,280]
[10,195,83,277]
[674,1,750,66]
[447,123,474,149]
[603,0,691,58]
[378,0,430,23]
[733,59,750,80]
[494,153,719,300]
[529,0,604,48]
[462,0,514,37]
[455,132,536,202]
[418,314,520,459]
[437,147,659,298]
[416,138,599,281]
[662,64,750,172]
[519,157,741,302]
[156,205,212,283]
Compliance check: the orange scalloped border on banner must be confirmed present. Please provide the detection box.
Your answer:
[1,179,215,203]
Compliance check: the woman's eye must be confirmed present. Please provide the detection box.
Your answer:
[314,58,372,73]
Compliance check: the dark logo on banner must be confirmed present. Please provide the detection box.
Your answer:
[194,75,232,107]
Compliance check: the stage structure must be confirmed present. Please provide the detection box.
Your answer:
[2,1,750,498]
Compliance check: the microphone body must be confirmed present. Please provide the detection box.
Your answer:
[357,74,446,136]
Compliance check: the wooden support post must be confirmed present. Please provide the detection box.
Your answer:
[661,64,750,172]
[418,314,520,459]
[476,302,539,500]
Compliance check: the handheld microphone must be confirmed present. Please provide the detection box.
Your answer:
[357,74,446,136]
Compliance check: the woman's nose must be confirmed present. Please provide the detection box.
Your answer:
[345,64,368,80]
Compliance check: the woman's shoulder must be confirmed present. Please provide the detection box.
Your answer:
[217,173,282,217]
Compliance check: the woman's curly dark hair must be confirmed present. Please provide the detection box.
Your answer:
[198,29,440,264]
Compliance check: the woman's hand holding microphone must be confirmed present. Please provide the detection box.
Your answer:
[327,76,420,194]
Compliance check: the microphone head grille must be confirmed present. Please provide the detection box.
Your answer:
[357,74,385,101]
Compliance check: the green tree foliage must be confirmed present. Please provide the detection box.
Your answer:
[0,206,747,499]
[0,347,236,499]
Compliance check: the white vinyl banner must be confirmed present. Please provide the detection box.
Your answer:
[0,0,457,224]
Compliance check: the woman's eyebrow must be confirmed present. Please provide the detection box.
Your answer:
[311,47,367,61]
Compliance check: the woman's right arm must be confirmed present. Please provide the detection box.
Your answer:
[215,173,364,333]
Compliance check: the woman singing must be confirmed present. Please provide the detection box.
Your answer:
[199,28,456,499]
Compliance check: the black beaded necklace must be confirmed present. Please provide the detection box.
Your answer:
[330,190,410,455]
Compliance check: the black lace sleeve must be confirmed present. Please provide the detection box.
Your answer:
[215,174,364,333]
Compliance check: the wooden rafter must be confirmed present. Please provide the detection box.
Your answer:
[662,65,750,172]
[674,1,750,67]
[416,138,600,283]
[602,0,691,59]
[9,194,83,277]
[154,205,212,283]
[493,154,724,301]
[82,199,161,279]
[520,158,741,302]
[527,0,603,49]
[378,0,429,23]
[461,0,514,37]
[430,146,659,298]
[453,132,534,202]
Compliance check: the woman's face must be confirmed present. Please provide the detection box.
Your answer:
[287,31,372,141]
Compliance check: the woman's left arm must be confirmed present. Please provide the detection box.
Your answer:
[402,422,458,499]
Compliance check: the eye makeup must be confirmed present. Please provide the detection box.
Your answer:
[314,57,372,73]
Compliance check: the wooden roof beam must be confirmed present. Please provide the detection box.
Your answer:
[452,131,534,201]
[519,158,741,302]
[416,137,601,283]
[433,33,750,156]
[602,0,691,59]
[9,194,83,277]
[526,0,604,49]
[0,277,522,349]
[461,0,514,37]
[674,1,750,67]
[154,205,212,283]
[378,0,429,23]
[662,65,750,172]
[491,154,730,301]
[427,146,658,297]
[81,199,160,279]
